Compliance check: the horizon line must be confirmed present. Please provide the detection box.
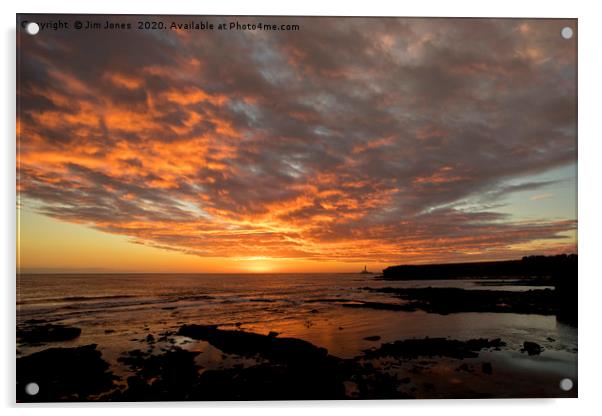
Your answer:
[16,253,577,275]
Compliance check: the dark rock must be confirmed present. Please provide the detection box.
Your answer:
[382,254,576,280]
[114,347,202,401]
[24,319,49,325]
[17,324,81,345]
[455,363,473,373]
[146,334,155,343]
[423,382,435,391]
[157,333,171,342]
[521,341,543,355]
[365,287,557,316]
[194,362,355,400]
[376,254,577,327]
[118,326,354,400]
[410,365,423,374]
[17,344,116,402]
[310,309,319,314]
[178,325,332,364]
[351,370,413,399]
[363,337,506,360]
[481,362,493,374]
[306,298,354,303]
[363,335,381,341]
[268,331,279,338]
[341,301,414,311]
[119,323,426,400]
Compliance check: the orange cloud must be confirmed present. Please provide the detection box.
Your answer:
[16,16,577,268]
[413,166,466,185]
[104,72,143,90]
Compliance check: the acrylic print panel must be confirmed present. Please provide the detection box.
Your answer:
[16,14,577,401]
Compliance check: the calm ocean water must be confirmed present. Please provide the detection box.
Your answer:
[17,273,576,391]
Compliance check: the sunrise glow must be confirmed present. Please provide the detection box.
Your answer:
[16,17,577,273]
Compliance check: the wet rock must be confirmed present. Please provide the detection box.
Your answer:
[351,370,413,399]
[157,332,172,342]
[23,318,48,325]
[363,335,381,341]
[116,326,425,400]
[114,347,202,401]
[17,344,116,402]
[119,326,354,400]
[410,365,423,374]
[17,323,81,345]
[195,363,348,400]
[481,362,493,374]
[178,324,332,364]
[423,382,435,392]
[366,287,557,316]
[363,337,506,359]
[521,341,543,355]
[341,301,414,311]
[455,363,473,373]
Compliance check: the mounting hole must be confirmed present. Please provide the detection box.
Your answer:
[561,26,573,40]
[25,22,40,36]
[559,378,573,391]
[24,382,39,396]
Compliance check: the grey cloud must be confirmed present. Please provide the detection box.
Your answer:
[17,16,577,261]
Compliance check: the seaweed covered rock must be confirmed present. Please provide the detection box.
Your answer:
[17,323,81,345]
[177,325,348,399]
[178,324,332,364]
[113,347,202,401]
[363,337,506,359]
[17,344,116,402]
[521,341,543,356]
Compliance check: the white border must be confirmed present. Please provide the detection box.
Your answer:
[3,0,602,414]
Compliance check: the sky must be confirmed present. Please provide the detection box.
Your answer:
[17,16,577,273]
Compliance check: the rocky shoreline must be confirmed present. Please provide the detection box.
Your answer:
[16,321,569,401]
[360,287,558,316]
[16,260,578,401]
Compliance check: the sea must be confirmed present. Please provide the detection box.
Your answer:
[16,273,577,396]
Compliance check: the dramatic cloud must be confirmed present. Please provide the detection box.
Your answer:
[17,16,577,264]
